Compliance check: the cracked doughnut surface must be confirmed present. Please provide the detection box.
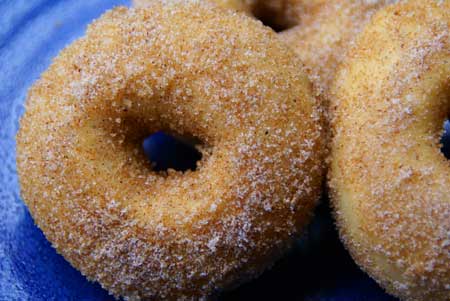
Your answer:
[329,1,450,300]
[16,1,326,300]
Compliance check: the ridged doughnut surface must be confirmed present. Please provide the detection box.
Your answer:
[16,1,325,300]
[329,1,449,300]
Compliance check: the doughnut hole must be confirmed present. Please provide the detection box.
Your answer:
[142,132,202,172]
[441,119,450,160]
[250,1,298,32]
[100,111,211,177]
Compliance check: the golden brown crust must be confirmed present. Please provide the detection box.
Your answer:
[16,1,326,300]
[329,1,450,300]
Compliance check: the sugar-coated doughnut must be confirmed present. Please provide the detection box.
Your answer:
[136,0,393,96]
[279,0,396,95]
[329,1,450,300]
[134,0,251,13]
[133,0,311,31]
[16,2,326,300]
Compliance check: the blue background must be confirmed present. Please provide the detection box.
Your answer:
[3,1,444,300]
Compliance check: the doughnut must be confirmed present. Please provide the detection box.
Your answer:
[329,1,450,300]
[16,2,326,300]
[132,0,310,31]
[134,0,251,13]
[136,0,393,96]
[279,0,396,95]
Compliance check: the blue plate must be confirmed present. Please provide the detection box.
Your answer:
[0,1,402,300]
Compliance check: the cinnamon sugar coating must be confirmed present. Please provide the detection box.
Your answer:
[16,2,326,300]
[136,0,395,97]
[329,1,450,300]
[279,0,397,96]
[134,0,252,13]
[133,1,313,34]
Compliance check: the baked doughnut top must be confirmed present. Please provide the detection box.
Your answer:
[329,1,450,300]
[16,1,326,299]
